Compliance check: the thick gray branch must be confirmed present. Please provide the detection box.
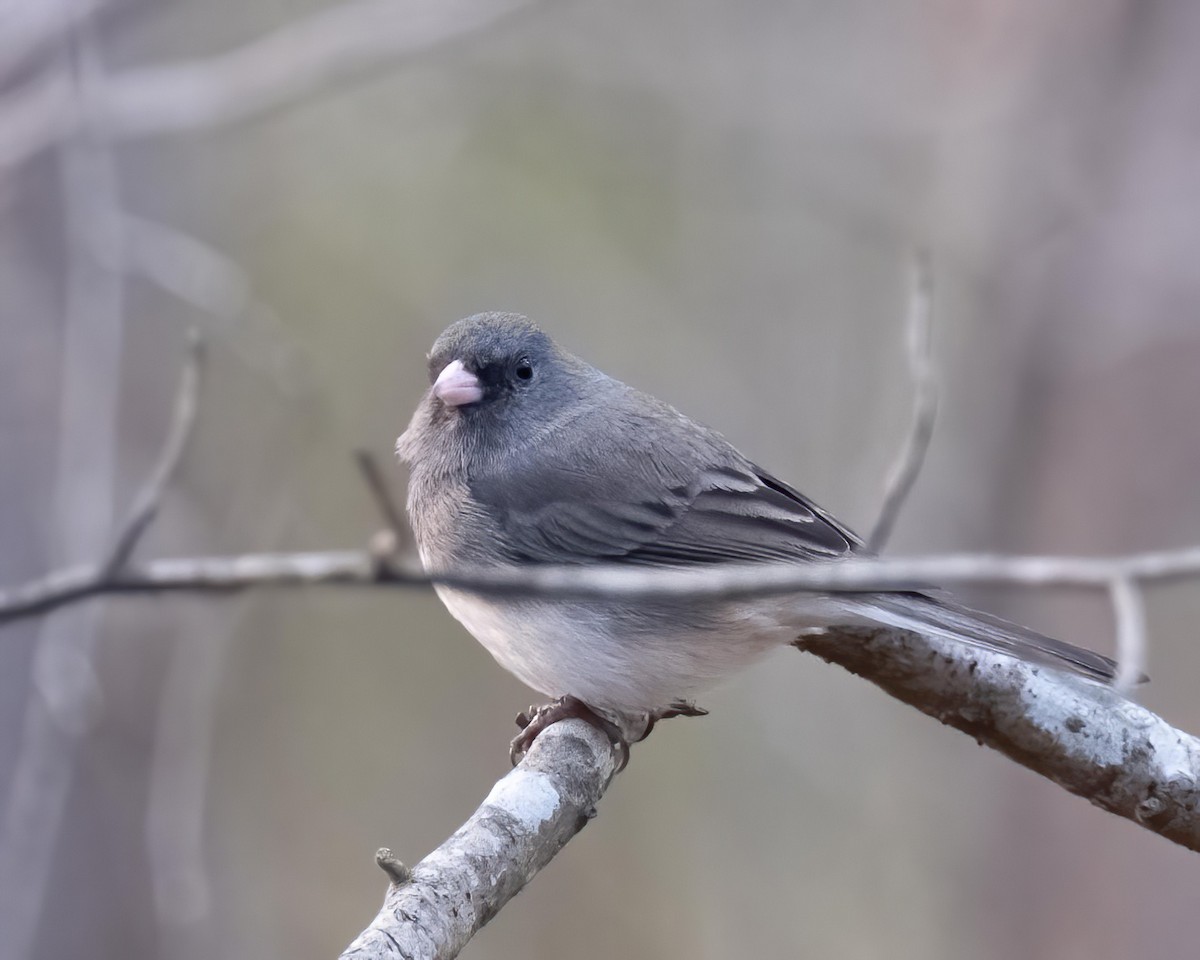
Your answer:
[332,621,1200,959]
[340,720,618,960]
[796,626,1200,850]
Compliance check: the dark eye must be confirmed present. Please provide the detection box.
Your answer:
[515,358,534,381]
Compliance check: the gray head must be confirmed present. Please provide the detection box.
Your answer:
[397,312,599,472]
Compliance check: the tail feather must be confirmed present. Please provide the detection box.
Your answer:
[847,593,1121,684]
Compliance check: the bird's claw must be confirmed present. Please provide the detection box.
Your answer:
[508,696,710,768]
[509,695,631,770]
[636,699,709,742]
[514,707,536,731]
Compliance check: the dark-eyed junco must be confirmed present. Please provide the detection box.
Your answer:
[397,313,1115,761]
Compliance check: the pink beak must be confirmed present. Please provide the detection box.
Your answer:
[433,359,484,407]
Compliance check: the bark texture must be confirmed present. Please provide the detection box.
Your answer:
[799,627,1200,849]
[341,720,618,960]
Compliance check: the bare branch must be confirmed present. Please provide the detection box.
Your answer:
[355,450,408,543]
[795,625,1200,850]
[0,0,537,170]
[5,546,1200,627]
[333,623,1200,959]
[341,720,619,960]
[0,550,377,624]
[1110,576,1148,694]
[102,331,204,575]
[868,249,938,552]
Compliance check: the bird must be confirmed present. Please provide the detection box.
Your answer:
[396,312,1117,765]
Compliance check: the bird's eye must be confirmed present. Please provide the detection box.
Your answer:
[515,358,534,380]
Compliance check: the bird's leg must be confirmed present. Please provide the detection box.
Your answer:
[510,695,631,770]
[635,699,709,742]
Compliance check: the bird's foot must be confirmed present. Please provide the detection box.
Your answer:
[635,699,709,742]
[511,695,631,770]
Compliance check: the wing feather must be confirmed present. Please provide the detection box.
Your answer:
[468,403,861,567]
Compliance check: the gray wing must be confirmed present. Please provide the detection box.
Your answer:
[468,406,861,567]
[466,395,1120,683]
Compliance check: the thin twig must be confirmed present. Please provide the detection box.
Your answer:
[1110,576,1148,694]
[373,848,411,886]
[102,330,204,575]
[868,249,938,552]
[355,450,408,542]
[3,546,1200,626]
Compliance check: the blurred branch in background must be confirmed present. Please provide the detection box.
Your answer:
[117,215,312,399]
[143,607,231,954]
[868,249,938,553]
[102,331,204,576]
[0,0,537,171]
[144,495,301,960]
[0,0,112,88]
[0,22,126,960]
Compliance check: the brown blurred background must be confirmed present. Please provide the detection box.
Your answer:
[2,1,1200,958]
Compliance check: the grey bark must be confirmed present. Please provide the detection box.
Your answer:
[340,720,618,960]
[797,626,1200,849]
[334,621,1200,959]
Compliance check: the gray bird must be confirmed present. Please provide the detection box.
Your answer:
[397,312,1116,763]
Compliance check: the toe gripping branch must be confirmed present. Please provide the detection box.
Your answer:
[510,696,708,771]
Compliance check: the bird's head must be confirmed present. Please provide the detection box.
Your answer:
[397,312,595,471]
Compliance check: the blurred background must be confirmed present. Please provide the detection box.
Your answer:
[2,1,1200,957]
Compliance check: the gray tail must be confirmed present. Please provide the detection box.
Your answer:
[847,593,1120,684]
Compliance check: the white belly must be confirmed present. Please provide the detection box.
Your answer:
[433,584,800,714]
